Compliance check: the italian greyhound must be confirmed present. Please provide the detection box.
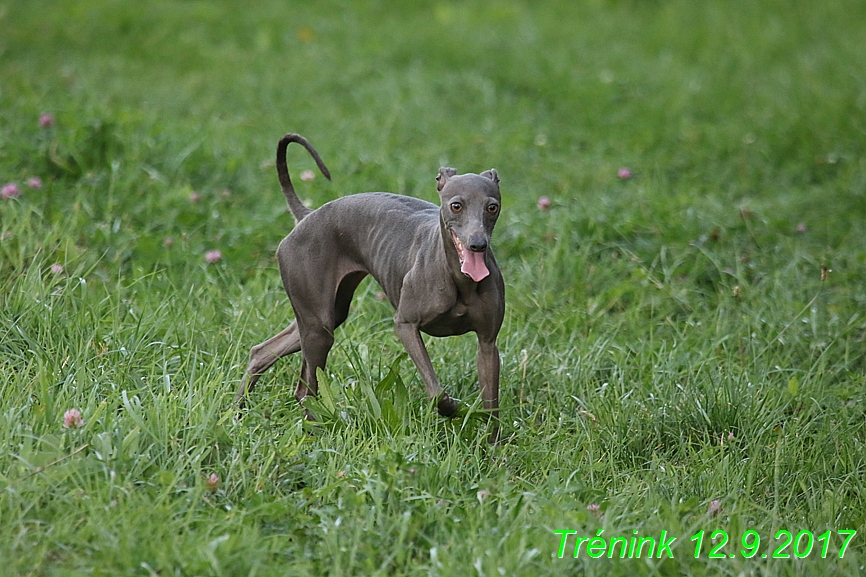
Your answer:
[237,134,505,442]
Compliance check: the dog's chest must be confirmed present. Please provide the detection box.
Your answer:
[418,300,476,337]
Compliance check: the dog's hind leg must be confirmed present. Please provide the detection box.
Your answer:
[295,324,335,402]
[292,271,366,404]
[290,272,369,422]
[334,272,367,328]
[237,321,302,406]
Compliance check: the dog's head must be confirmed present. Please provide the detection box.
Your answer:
[436,167,501,282]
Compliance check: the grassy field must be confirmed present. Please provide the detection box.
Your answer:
[2,0,866,575]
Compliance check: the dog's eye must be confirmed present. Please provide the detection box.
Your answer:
[450,202,462,212]
[487,204,499,214]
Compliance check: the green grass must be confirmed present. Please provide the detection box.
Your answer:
[2,0,866,575]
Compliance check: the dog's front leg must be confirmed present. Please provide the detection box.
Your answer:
[394,320,460,417]
[477,338,501,443]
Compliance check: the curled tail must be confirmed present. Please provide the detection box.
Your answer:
[277,134,331,222]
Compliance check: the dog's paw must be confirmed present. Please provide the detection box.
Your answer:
[437,394,461,417]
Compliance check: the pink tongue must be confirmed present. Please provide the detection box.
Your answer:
[461,250,490,282]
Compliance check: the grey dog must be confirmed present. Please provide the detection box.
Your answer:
[237,134,505,442]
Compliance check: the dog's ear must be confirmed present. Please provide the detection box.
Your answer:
[436,167,457,191]
[480,169,500,186]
